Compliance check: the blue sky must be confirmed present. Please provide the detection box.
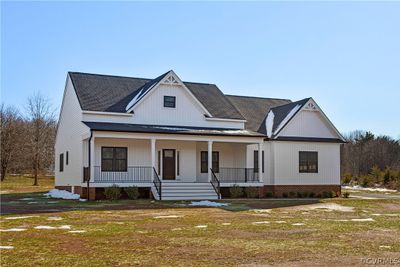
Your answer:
[1,1,399,138]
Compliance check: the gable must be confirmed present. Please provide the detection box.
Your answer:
[277,99,344,140]
[128,82,218,127]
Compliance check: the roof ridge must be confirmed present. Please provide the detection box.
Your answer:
[225,94,292,102]
[271,97,311,110]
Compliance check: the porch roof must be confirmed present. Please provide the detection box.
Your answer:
[82,121,266,137]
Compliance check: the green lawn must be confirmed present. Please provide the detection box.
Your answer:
[1,176,400,266]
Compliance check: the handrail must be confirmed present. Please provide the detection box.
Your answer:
[218,168,259,183]
[210,168,221,199]
[153,167,162,200]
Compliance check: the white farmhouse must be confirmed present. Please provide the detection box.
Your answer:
[55,70,345,200]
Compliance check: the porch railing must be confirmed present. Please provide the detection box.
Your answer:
[210,168,221,199]
[93,166,152,183]
[153,167,162,200]
[217,168,260,183]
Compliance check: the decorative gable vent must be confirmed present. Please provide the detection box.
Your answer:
[304,102,317,111]
[162,75,179,85]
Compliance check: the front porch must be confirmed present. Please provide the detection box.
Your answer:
[82,131,265,199]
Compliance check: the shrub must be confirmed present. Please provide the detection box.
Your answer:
[244,187,259,198]
[124,186,140,200]
[341,173,353,185]
[282,192,288,198]
[331,191,338,197]
[308,192,315,198]
[343,192,350,198]
[370,165,382,184]
[316,193,322,198]
[322,191,333,198]
[265,192,274,198]
[302,192,310,198]
[296,192,303,198]
[230,185,243,198]
[383,169,391,185]
[360,175,373,187]
[104,184,121,200]
[288,191,296,198]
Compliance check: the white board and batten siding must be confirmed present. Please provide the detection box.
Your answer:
[271,141,340,185]
[55,76,89,187]
[82,84,245,129]
[279,109,338,138]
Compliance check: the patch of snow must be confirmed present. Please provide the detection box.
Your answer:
[44,189,82,200]
[27,202,38,204]
[47,201,59,204]
[252,209,272,213]
[292,223,305,226]
[342,185,397,193]
[0,246,14,249]
[379,245,392,249]
[5,216,38,220]
[68,230,86,233]
[266,110,275,137]
[0,190,10,194]
[0,228,27,232]
[189,200,229,207]
[221,223,231,226]
[34,225,71,230]
[34,226,56,229]
[275,221,287,224]
[286,203,354,212]
[350,195,378,200]
[171,228,182,231]
[153,215,183,219]
[19,198,34,201]
[371,213,399,217]
[273,104,302,135]
[47,217,63,221]
[195,225,207,228]
[351,218,375,222]
[252,221,270,225]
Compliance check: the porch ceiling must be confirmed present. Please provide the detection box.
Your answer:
[82,121,266,138]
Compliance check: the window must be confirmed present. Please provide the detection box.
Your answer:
[254,151,264,173]
[164,96,176,108]
[66,151,69,165]
[200,151,219,173]
[299,151,318,173]
[177,151,180,176]
[59,153,64,172]
[101,147,127,172]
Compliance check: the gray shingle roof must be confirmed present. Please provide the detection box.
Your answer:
[226,95,292,133]
[69,72,244,120]
[270,98,310,136]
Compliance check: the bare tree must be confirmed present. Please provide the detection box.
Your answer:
[0,104,22,181]
[26,92,56,185]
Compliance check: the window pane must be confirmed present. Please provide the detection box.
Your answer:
[212,152,219,173]
[102,159,113,171]
[102,147,114,159]
[201,151,207,161]
[254,151,259,172]
[59,154,64,172]
[115,148,127,159]
[115,160,127,171]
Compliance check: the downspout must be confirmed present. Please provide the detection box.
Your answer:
[87,130,93,200]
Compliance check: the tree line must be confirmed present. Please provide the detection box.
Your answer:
[341,130,400,190]
[1,92,56,185]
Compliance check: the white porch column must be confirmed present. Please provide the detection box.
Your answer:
[258,142,263,183]
[151,138,156,181]
[208,140,213,182]
[90,136,95,182]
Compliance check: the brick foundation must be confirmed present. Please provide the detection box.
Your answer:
[261,185,341,197]
[55,186,72,192]
[79,187,152,200]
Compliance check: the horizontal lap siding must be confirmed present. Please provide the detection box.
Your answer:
[273,141,340,185]
[55,77,89,186]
